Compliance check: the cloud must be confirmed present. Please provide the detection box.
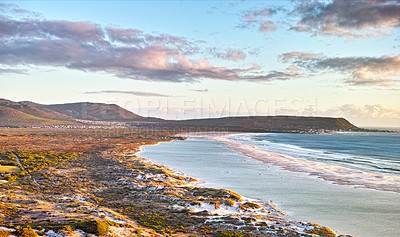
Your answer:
[280,51,400,86]
[0,6,290,83]
[207,48,246,61]
[324,104,400,119]
[0,3,42,18]
[0,68,27,74]
[291,0,400,38]
[224,49,246,61]
[191,89,209,93]
[278,51,324,63]
[84,90,172,97]
[239,8,277,33]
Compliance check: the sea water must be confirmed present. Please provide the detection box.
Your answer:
[232,132,400,177]
[141,134,400,237]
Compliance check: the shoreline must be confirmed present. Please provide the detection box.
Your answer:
[197,133,400,194]
[136,137,345,236]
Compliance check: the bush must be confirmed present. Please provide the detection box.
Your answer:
[15,226,38,237]
[215,231,245,237]
[96,220,110,236]
[0,230,11,237]
[306,226,336,236]
[73,220,110,236]
[61,225,73,234]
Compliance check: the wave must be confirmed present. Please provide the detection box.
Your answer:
[233,134,400,176]
[202,134,400,194]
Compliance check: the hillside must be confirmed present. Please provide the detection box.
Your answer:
[0,105,73,127]
[45,102,142,121]
[162,116,359,132]
[20,101,75,121]
[0,99,73,121]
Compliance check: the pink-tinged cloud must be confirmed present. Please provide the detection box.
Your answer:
[84,90,173,97]
[325,104,400,119]
[280,51,400,87]
[0,7,293,83]
[291,0,400,38]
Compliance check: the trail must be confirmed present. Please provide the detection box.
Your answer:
[11,152,41,187]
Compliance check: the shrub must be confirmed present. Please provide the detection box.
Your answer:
[61,225,73,234]
[15,226,38,237]
[306,226,336,236]
[0,230,11,237]
[73,220,110,236]
[96,220,110,236]
[215,231,245,237]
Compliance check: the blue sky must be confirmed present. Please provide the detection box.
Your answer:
[1,1,400,127]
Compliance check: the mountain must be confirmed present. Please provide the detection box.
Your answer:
[0,99,73,121]
[165,116,359,132]
[0,98,360,131]
[45,102,142,121]
[0,105,73,127]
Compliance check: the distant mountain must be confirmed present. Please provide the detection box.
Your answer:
[45,102,142,121]
[0,99,143,127]
[0,104,74,127]
[0,99,73,121]
[162,116,359,132]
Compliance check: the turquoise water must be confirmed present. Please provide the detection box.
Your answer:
[141,137,400,237]
[232,132,400,176]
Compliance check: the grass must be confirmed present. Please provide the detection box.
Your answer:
[0,165,20,173]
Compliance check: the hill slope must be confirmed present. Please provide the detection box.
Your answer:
[45,102,142,121]
[0,105,72,127]
[0,99,73,121]
[164,116,359,132]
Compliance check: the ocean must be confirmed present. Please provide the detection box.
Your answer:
[232,132,400,177]
[141,132,400,237]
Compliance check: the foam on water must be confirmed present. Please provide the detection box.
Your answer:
[232,133,400,176]
[209,134,400,193]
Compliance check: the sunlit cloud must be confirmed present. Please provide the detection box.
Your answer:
[324,104,400,119]
[290,0,400,38]
[84,90,173,97]
[0,5,293,83]
[280,52,400,87]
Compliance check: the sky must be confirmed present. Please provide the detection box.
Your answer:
[1,0,400,127]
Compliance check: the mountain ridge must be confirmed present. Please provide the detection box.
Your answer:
[0,98,360,131]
